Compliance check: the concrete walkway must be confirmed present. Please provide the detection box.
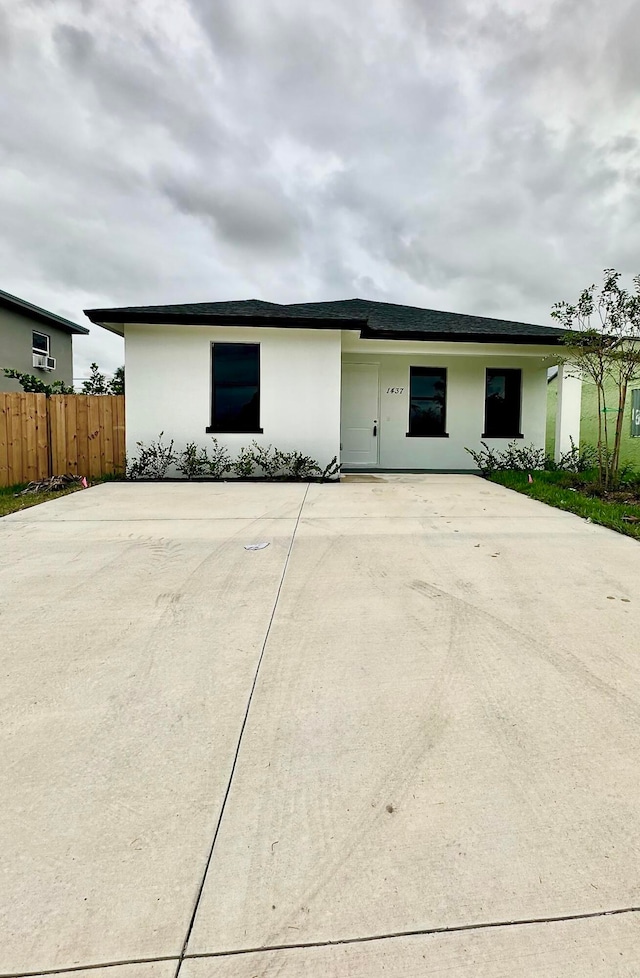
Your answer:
[2,476,640,977]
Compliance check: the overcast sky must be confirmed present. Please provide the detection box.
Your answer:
[2,0,639,379]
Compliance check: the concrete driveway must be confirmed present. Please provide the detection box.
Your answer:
[2,475,640,977]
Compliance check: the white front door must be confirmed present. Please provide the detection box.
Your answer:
[341,362,379,466]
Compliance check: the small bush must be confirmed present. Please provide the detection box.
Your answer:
[234,446,255,478]
[320,455,341,482]
[466,439,600,477]
[127,433,176,479]
[249,442,281,478]
[176,442,208,480]
[205,439,232,479]
[553,439,599,473]
[500,441,547,471]
[276,450,321,480]
[618,466,640,490]
[464,442,504,476]
[249,444,339,481]
[3,367,75,395]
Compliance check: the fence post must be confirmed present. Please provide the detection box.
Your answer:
[46,395,53,479]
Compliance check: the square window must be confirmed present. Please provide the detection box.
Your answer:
[209,343,261,433]
[32,331,50,355]
[408,367,447,436]
[483,368,522,437]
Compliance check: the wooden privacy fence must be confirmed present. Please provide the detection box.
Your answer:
[0,393,125,487]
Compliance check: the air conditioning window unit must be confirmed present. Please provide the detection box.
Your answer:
[46,356,56,370]
[33,353,47,369]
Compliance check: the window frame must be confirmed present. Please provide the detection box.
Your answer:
[482,367,524,439]
[32,331,50,355]
[206,341,263,434]
[405,365,449,438]
[631,389,640,438]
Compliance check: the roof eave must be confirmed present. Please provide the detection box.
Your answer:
[0,291,89,335]
[97,322,126,337]
[84,311,366,331]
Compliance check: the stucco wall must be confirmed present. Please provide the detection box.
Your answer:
[124,324,343,468]
[547,375,640,468]
[0,306,74,392]
[342,348,549,469]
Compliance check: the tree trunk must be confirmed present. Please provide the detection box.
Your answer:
[611,380,628,485]
[596,382,606,488]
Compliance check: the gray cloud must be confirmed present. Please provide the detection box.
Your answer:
[1,0,640,380]
[54,23,94,69]
[159,173,303,252]
[0,7,13,60]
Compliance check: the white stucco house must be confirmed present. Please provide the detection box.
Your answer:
[85,298,581,473]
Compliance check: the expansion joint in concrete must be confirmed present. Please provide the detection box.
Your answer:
[173,484,311,978]
[7,905,640,978]
[181,904,640,960]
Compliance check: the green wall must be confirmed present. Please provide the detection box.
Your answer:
[547,374,640,468]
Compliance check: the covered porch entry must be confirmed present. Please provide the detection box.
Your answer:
[339,348,581,471]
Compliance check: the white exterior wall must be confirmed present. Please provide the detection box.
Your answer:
[124,323,556,474]
[124,324,342,468]
[342,341,551,470]
[554,363,582,461]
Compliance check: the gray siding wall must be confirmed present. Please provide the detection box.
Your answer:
[0,307,75,392]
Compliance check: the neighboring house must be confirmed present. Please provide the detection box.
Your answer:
[547,368,640,468]
[85,298,579,472]
[0,288,89,393]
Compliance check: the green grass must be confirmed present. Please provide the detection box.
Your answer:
[0,474,124,517]
[0,481,87,518]
[488,470,640,541]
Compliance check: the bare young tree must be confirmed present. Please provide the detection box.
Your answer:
[81,363,108,394]
[552,269,640,489]
[81,363,125,395]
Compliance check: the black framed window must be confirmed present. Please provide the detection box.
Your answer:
[32,331,50,355]
[407,367,447,437]
[483,368,522,437]
[208,343,262,433]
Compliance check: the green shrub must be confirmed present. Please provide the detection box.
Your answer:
[552,440,599,473]
[176,442,208,480]
[205,439,232,479]
[464,442,503,476]
[127,433,176,479]
[128,436,340,482]
[320,455,341,481]
[465,439,598,476]
[234,446,255,478]
[3,368,75,395]
[275,450,321,480]
[247,443,340,480]
[249,442,281,478]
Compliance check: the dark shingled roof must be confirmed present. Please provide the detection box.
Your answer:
[1,288,89,335]
[85,297,566,344]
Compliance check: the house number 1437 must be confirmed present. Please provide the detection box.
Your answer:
[386,387,405,394]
